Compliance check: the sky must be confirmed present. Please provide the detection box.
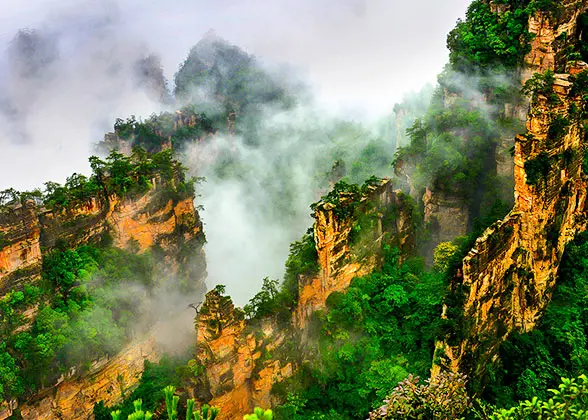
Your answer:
[0,0,469,191]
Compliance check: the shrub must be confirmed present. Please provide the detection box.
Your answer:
[368,372,471,420]
[490,375,588,419]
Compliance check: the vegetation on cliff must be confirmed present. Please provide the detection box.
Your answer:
[272,247,448,419]
[0,148,197,212]
[0,244,157,400]
[0,147,206,410]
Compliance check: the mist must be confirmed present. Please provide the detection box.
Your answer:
[0,0,470,309]
[0,0,469,190]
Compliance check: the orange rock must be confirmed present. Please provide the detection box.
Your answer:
[433,2,588,381]
[17,336,161,420]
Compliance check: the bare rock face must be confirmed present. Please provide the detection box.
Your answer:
[524,0,586,78]
[423,188,470,245]
[192,289,292,420]
[433,1,588,387]
[17,336,161,420]
[0,201,42,294]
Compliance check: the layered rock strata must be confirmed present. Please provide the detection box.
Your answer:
[433,1,588,383]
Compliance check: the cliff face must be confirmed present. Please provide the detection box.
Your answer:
[433,2,588,385]
[191,179,416,419]
[16,336,161,420]
[423,188,469,245]
[0,201,42,294]
[0,186,205,294]
[296,179,415,331]
[0,183,206,419]
[191,290,293,420]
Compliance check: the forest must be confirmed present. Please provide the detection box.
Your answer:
[1,0,587,419]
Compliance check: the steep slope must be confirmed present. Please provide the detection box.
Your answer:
[433,0,588,388]
[0,152,206,419]
[186,179,417,419]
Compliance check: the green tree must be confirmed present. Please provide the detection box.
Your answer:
[244,408,273,420]
[490,375,588,419]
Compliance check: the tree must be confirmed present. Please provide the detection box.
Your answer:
[243,277,279,319]
[0,345,24,402]
[243,408,273,420]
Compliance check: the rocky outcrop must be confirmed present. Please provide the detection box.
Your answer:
[0,181,206,419]
[100,109,216,155]
[191,179,416,418]
[191,290,293,420]
[16,336,161,420]
[524,0,586,77]
[0,185,205,295]
[0,201,42,294]
[296,179,416,331]
[423,188,470,245]
[433,1,588,385]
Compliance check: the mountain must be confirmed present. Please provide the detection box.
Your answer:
[1,0,588,419]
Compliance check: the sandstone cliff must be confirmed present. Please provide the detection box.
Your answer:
[0,201,42,294]
[296,179,416,331]
[1,184,205,296]
[17,336,161,420]
[189,178,416,419]
[0,176,206,419]
[191,289,293,420]
[433,1,588,387]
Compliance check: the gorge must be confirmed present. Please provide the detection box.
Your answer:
[1,0,588,419]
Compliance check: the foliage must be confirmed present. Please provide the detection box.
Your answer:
[282,233,319,306]
[447,0,533,71]
[164,385,180,420]
[570,70,588,123]
[489,375,588,419]
[368,372,471,420]
[244,408,273,420]
[0,245,159,400]
[244,277,280,319]
[108,385,220,420]
[395,91,518,238]
[524,152,550,185]
[114,110,218,152]
[579,13,588,62]
[547,115,570,141]
[311,177,383,221]
[521,70,560,105]
[34,148,197,211]
[311,180,361,220]
[484,231,588,407]
[433,242,460,273]
[186,399,220,420]
[111,399,153,420]
[275,247,447,418]
[0,343,23,402]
